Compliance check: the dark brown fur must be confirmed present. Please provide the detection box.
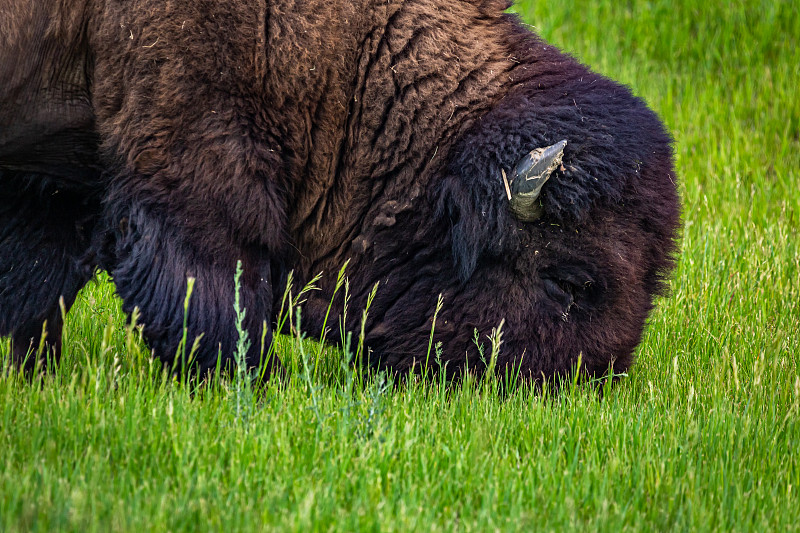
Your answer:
[1,0,680,382]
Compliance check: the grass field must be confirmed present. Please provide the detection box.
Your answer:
[2,1,799,530]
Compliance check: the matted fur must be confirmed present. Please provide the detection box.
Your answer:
[0,0,680,381]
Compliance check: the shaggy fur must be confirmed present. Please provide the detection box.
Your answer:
[0,0,680,380]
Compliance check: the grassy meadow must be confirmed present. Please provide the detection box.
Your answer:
[2,0,799,530]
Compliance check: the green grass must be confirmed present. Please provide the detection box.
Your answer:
[2,1,799,530]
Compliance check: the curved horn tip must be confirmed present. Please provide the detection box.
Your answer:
[511,139,568,194]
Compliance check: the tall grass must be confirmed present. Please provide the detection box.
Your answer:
[1,1,799,530]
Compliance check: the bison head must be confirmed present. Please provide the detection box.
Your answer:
[286,4,681,383]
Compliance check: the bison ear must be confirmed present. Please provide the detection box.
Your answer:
[506,140,567,222]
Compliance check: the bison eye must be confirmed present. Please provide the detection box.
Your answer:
[505,139,567,222]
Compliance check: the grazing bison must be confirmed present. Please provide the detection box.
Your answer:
[0,0,680,382]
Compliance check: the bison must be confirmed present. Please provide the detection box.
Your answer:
[0,0,680,382]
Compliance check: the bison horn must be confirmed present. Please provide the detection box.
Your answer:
[508,139,567,222]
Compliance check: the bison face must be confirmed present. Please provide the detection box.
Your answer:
[295,68,680,382]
